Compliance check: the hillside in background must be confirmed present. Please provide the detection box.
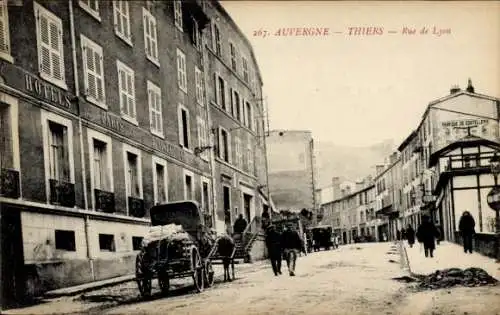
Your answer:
[315,139,396,189]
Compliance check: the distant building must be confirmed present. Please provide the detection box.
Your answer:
[267,130,318,216]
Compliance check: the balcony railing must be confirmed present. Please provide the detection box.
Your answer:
[0,168,20,199]
[49,179,75,207]
[95,189,115,213]
[128,196,145,218]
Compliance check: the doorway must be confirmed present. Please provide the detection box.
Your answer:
[243,193,252,223]
[223,186,231,233]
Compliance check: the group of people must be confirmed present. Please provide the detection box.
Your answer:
[265,224,305,277]
[401,210,476,258]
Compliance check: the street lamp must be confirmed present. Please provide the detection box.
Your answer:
[488,152,500,261]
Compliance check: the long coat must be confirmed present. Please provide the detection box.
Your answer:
[459,215,475,236]
[416,222,439,249]
[265,228,282,258]
[406,227,416,245]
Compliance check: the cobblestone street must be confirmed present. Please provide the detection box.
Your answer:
[5,242,500,315]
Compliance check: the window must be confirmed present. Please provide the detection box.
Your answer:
[0,99,19,171]
[230,42,237,71]
[147,81,163,137]
[242,57,249,82]
[184,170,194,200]
[99,233,115,252]
[113,1,131,45]
[152,156,167,205]
[34,2,66,89]
[178,104,190,149]
[143,8,159,65]
[201,178,210,212]
[235,136,242,168]
[192,18,201,50]
[197,116,209,160]
[0,0,12,62]
[55,230,76,251]
[219,128,230,163]
[174,0,182,31]
[232,89,241,118]
[79,0,100,20]
[212,22,221,56]
[195,67,204,105]
[48,122,70,182]
[81,35,105,107]
[214,74,226,109]
[176,48,187,92]
[117,60,136,123]
[245,101,252,129]
[88,130,113,196]
[123,144,142,200]
[132,236,143,251]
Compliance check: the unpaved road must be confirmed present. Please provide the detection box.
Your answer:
[5,242,499,315]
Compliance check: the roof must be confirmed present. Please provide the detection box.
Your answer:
[397,130,417,152]
[428,135,500,167]
[320,183,375,207]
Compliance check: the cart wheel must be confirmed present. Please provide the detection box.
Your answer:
[159,271,170,294]
[191,248,204,293]
[204,260,215,287]
[136,254,152,298]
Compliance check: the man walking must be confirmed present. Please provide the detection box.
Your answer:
[416,215,439,258]
[405,224,415,248]
[459,211,476,254]
[281,225,303,276]
[233,214,248,243]
[265,225,282,276]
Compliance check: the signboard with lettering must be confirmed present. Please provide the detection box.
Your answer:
[0,62,76,114]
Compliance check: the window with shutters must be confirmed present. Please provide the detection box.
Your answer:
[183,170,194,200]
[147,81,163,137]
[232,90,241,119]
[80,35,106,108]
[192,18,201,51]
[87,129,113,211]
[212,22,221,56]
[152,156,167,205]
[214,74,226,110]
[123,144,142,199]
[197,116,209,161]
[0,0,12,62]
[174,0,183,31]
[178,104,190,149]
[34,2,66,89]
[143,8,159,66]
[219,127,230,163]
[229,42,237,71]
[116,60,136,124]
[79,0,100,21]
[113,1,131,45]
[195,67,204,106]
[242,57,249,83]
[177,48,187,93]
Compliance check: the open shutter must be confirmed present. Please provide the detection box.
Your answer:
[95,51,104,102]
[127,72,135,117]
[49,20,63,81]
[119,68,126,113]
[177,106,183,145]
[39,14,51,76]
[148,89,154,129]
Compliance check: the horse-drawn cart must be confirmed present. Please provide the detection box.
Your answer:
[135,201,233,297]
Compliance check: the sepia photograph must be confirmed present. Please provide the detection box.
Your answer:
[0,0,499,314]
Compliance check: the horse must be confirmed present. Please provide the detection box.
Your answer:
[216,234,236,282]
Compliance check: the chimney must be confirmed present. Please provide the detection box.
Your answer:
[450,84,461,94]
[466,78,475,93]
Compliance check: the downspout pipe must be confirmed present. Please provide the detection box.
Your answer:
[69,0,94,280]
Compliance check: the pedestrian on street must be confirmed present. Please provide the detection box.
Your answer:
[459,211,476,254]
[416,215,439,258]
[265,225,282,276]
[401,227,407,241]
[233,214,248,243]
[405,224,415,248]
[281,225,303,277]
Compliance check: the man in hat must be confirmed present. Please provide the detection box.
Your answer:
[281,224,303,276]
[265,225,282,276]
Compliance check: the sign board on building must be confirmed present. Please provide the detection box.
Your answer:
[487,187,500,211]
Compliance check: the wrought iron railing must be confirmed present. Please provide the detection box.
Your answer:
[49,179,75,207]
[128,196,145,218]
[0,168,20,198]
[95,189,115,213]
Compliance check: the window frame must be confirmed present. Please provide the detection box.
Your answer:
[212,21,221,56]
[173,0,183,31]
[0,92,20,173]
[195,66,204,106]
[197,115,209,161]
[242,57,249,83]
[87,129,114,210]
[41,110,75,202]
[79,0,101,22]
[229,41,237,71]
[200,176,211,214]
[0,0,12,63]
[113,1,132,46]
[183,169,195,201]
[177,104,191,150]
[147,80,163,138]
[80,35,106,108]
[116,59,137,125]
[218,127,231,164]
[122,143,143,208]
[176,48,187,93]
[34,2,67,90]
[142,7,159,67]
[152,155,168,205]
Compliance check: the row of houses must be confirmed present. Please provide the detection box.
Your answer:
[319,80,500,253]
[0,0,269,308]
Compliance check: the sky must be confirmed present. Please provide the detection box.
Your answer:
[221,1,500,148]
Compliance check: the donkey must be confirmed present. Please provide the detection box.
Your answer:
[216,234,236,282]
